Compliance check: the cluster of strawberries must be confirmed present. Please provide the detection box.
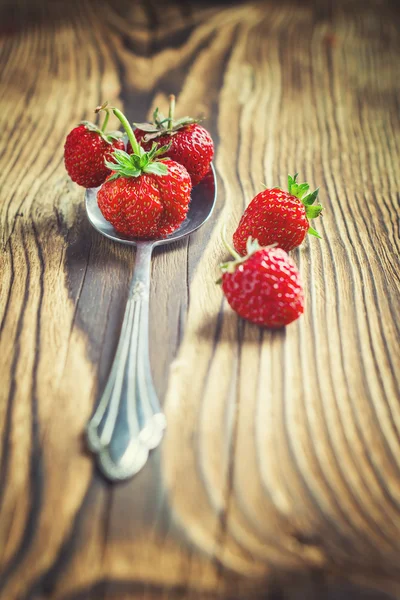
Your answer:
[222,173,322,328]
[64,97,322,329]
[64,96,214,238]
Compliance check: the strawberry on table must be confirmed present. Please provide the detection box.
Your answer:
[129,94,214,187]
[64,102,124,189]
[96,105,192,239]
[220,236,304,329]
[233,174,323,255]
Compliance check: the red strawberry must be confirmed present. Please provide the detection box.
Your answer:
[96,106,192,239]
[64,104,124,188]
[220,237,304,328]
[129,95,214,186]
[233,174,323,255]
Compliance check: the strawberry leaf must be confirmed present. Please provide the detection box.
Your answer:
[294,182,310,199]
[104,158,141,177]
[173,116,199,127]
[154,109,167,127]
[153,142,172,157]
[107,173,120,182]
[80,120,117,145]
[146,142,159,159]
[303,188,320,205]
[133,122,160,133]
[106,131,124,141]
[111,149,140,170]
[81,120,100,132]
[288,177,310,200]
[113,148,133,162]
[143,162,168,176]
[305,204,323,219]
[308,226,322,239]
[288,173,299,194]
[143,131,169,142]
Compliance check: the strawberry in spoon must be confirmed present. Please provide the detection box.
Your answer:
[96,105,192,238]
[129,94,214,187]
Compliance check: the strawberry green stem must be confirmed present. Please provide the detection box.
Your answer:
[112,108,141,155]
[222,226,241,260]
[167,94,175,130]
[100,109,110,133]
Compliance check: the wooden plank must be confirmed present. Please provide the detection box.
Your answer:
[0,0,399,598]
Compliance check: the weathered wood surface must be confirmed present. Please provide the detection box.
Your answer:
[0,0,400,598]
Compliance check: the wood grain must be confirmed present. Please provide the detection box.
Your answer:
[0,0,400,598]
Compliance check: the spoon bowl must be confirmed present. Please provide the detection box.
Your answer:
[85,165,217,481]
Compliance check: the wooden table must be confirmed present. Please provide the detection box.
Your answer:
[1,0,400,598]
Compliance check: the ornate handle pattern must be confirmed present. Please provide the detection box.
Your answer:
[86,242,166,481]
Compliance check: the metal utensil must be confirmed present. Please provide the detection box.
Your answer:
[85,166,217,481]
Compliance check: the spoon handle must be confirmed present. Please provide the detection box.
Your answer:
[86,241,166,481]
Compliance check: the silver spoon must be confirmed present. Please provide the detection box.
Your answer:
[85,165,217,481]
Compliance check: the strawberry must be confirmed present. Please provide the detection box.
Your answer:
[96,106,192,238]
[129,95,214,186]
[233,174,323,254]
[220,237,304,328]
[64,103,124,188]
